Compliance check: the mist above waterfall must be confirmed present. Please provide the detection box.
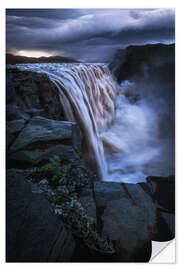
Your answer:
[9,60,174,183]
[102,79,174,182]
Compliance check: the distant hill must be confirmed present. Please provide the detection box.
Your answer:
[6,53,80,64]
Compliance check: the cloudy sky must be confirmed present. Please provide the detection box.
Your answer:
[6,8,175,62]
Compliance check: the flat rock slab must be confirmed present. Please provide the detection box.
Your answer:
[6,169,75,262]
[8,144,79,166]
[9,116,77,153]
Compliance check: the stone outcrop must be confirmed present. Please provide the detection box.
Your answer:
[8,116,77,153]
[6,167,175,262]
[79,178,175,262]
[6,169,75,262]
[109,43,175,84]
[6,69,81,169]
[8,144,79,167]
[145,176,175,242]
[7,116,80,168]
[6,69,65,120]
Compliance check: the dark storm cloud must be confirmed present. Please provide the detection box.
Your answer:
[6,9,82,20]
[6,8,175,62]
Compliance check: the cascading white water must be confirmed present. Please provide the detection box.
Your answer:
[11,63,174,183]
[47,64,119,180]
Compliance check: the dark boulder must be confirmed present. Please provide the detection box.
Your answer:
[8,144,79,168]
[8,116,78,154]
[146,175,175,212]
[6,169,75,262]
[146,175,175,241]
[80,181,156,262]
[7,116,81,168]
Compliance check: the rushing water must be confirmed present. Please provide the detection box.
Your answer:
[8,63,175,183]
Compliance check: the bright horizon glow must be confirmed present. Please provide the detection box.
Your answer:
[17,50,53,58]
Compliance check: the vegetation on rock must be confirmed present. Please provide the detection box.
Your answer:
[28,155,114,254]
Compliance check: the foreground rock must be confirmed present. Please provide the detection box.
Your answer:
[146,175,175,212]
[6,169,75,262]
[7,116,80,168]
[80,182,155,261]
[6,167,175,262]
[9,116,77,153]
[80,178,175,262]
[8,144,79,167]
[145,175,175,241]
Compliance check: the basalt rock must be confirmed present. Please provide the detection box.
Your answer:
[110,43,175,84]
[6,169,75,262]
[7,119,26,134]
[6,68,65,120]
[145,175,175,241]
[8,144,79,168]
[6,104,30,121]
[146,175,175,212]
[80,181,156,262]
[8,116,78,153]
[7,116,81,168]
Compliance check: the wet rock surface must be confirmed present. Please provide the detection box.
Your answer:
[80,182,154,261]
[8,116,77,153]
[6,170,175,262]
[6,69,65,120]
[8,144,79,167]
[6,169,75,262]
[79,178,175,262]
[6,113,80,168]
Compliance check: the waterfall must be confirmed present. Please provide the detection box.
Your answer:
[47,64,120,180]
[12,63,174,183]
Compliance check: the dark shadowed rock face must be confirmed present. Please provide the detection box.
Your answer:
[6,169,75,262]
[110,43,175,84]
[80,178,175,262]
[147,175,175,213]
[6,104,30,121]
[6,69,65,121]
[95,182,156,262]
[6,69,82,169]
[146,175,175,242]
